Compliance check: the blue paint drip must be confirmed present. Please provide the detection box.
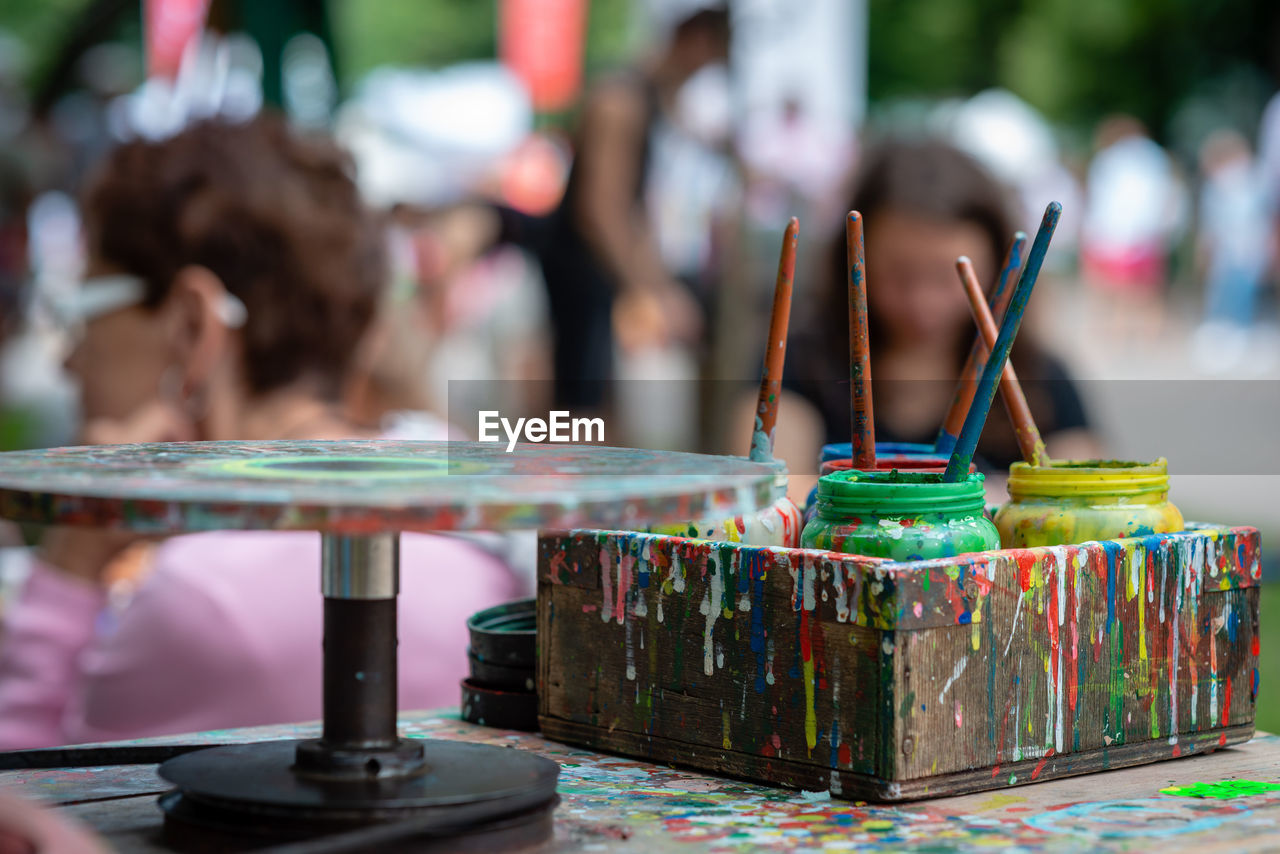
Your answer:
[1103,540,1123,634]
[635,540,650,589]
[945,207,1059,481]
[829,718,840,767]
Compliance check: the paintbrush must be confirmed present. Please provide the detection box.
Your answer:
[935,232,1027,455]
[750,217,799,462]
[944,202,1061,482]
[956,256,1051,468]
[847,211,875,471]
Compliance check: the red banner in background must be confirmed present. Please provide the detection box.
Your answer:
[500,0,587,113]
[145,0,210,80]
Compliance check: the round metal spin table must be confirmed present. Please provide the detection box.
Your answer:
[0,440,783,849]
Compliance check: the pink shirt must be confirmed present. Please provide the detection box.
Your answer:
[0,530,518,748]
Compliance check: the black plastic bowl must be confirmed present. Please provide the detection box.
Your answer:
[466,599,536,669]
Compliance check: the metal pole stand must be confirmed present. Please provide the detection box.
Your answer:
[156,533,560,849]
[294,534,425,777]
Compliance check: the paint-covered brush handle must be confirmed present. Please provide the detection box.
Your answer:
[750,218,799,462]
[944,203,1061,481]
[847,211,875,471]
[957,256,1050,468]
[935,232,1026,455]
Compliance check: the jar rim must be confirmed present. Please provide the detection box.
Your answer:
[815,470,987,515]
[1007,458,1170,499]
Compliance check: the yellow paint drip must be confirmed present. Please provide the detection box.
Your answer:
[722,709,732,750]
[1138,552,1147,661]
[803,656,817,753]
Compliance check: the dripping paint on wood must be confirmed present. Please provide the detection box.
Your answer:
[536,525,1260,801]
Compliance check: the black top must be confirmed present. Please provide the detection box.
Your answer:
[783,353,1090,474]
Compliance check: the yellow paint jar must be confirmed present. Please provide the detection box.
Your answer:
[994,459,1184,548]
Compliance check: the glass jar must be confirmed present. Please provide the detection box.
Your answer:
[803,457,972,526]
[806,444,945,524]
[801,470,1000,560]
[994,459,1184,548]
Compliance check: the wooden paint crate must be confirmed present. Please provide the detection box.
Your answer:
[536,525,1260,801]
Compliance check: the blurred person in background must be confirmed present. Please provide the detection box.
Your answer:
[1080,115,1187,339]
[1192,129,1274,372]
[741,93,856,230]
[0,115,519,748]
[490,2,729,412]
[1259,90,1280,290]
[763,139,1101,503]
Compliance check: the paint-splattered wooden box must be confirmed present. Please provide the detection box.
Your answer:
[536,525,1260,801]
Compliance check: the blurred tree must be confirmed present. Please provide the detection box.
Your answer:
[329,0,632,91]
[868,0,1280,144]
[0,0,94,87]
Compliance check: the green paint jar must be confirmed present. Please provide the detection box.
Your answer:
[800,470,1000,560]
[994,458,1184,548]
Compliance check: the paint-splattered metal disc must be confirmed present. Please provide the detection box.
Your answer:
[0,440,785,534]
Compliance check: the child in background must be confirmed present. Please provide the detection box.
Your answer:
[768,139,1101,503]
[0,115,519,749]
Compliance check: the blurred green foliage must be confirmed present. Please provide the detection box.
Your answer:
[3,0,1278,143]
[330,0,634,90]
[868,0,1280,142]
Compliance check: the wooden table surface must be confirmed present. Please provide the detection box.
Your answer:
[5,711,1280,852]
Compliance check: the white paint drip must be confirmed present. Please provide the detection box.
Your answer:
[937,655,968,704]
[1158,551,1168,623]
[633,559,648,618]
[1051,547,1068,622]
[802,558,817,611]
[1129,546,1142,600]
[1055,627,1064,753]
[599,547,613,623]
[1003,594,1024,658]
[625,615,636,681]
[699,561,724,675]
[833,561,849,623]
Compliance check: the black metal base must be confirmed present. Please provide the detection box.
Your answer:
[157,739,560,851]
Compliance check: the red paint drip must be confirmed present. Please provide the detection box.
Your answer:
[1014,550,1037,593]
[1219,732,1227,747]
[1031,748,1055,780]
[838,743,852,766]
[1253,635,1261,657]
[1172,743,1181,758]
[1224,676,1233,723]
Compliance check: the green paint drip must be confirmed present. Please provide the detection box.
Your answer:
[1161,780,1280,799]
[898,691,916,719]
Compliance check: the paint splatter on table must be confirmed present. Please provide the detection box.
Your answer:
[5,712,1280,852]
[0,440,785,534]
